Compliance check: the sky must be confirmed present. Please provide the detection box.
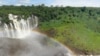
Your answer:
[0,0,100,7]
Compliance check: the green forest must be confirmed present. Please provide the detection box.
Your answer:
[0,5,100,54]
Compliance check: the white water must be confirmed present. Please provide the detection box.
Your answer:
[0,14,38,38]
[0,14,74,56]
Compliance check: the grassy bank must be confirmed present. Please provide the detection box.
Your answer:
[39,21,100,54]
[0,6,100,54]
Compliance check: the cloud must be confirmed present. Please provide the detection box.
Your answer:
[0,0,8,6]
[18,0,30,3]
[51,0,100,7]
[0,1,2,5]
[15,4,22,6]
[0,0,100,7]
[15,0,31,6]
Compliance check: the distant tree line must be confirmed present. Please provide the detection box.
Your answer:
[0,5,100,32]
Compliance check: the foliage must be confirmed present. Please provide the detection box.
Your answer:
[0,5,100,54]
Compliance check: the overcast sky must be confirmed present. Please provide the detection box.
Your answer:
[0,0,100,7]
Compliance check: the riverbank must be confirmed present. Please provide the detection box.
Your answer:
[39,22,100,55]
[33,28,83,55]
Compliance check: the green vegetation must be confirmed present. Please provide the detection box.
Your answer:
[0,5,100,54]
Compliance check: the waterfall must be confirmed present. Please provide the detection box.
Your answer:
[0,13,38,38]
[0,13,74,56]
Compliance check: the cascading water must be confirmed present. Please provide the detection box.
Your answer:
[0,14,38,38]
[0,14,74,56]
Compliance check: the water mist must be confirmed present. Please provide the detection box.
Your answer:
[0,14,74,56]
